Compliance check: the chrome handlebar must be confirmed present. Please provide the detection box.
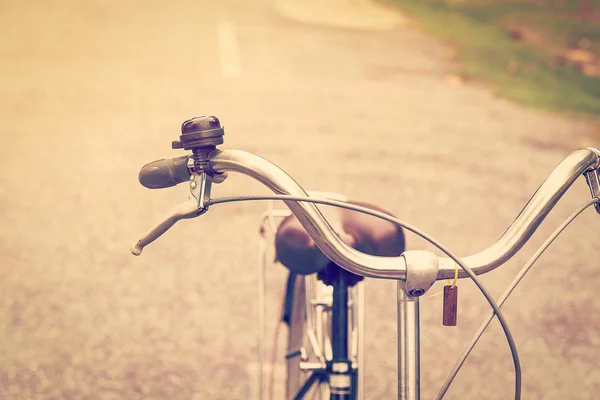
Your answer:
[132,147,600,281]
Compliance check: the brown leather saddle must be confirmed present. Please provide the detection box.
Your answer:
[275,201,406,275]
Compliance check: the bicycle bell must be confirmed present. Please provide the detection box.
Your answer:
[172,116,225,171]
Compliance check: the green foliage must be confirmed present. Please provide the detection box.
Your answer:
[388,0,600,122]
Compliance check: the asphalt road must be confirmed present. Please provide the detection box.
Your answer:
[1,0,600,399]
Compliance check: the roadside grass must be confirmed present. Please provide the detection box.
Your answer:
[386,0,600,124]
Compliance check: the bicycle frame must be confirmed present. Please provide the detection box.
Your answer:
[258,202,365,400]
[258,205,433,400]
[257,206,438,400]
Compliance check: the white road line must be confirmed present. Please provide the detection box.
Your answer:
[218,22,242,78]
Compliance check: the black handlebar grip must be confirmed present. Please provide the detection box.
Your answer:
[138,155,191,189]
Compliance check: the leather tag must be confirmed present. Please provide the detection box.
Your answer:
[443,285,458,326]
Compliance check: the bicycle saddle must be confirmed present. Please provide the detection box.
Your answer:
[275,201,406,275]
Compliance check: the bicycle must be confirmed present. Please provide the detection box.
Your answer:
[131,116,600,400]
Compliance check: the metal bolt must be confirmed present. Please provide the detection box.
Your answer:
[190,181,197,189]
[409,288,425,297]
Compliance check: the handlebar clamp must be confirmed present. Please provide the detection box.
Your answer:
[400,250,439,297]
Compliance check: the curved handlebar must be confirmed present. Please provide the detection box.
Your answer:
[436,147,600,278]
[206,147,600,280]
[133,147,600,281]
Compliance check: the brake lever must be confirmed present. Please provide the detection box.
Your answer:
[131,171,216,256]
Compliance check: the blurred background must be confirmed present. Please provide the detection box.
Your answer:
[1,0,599,399]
